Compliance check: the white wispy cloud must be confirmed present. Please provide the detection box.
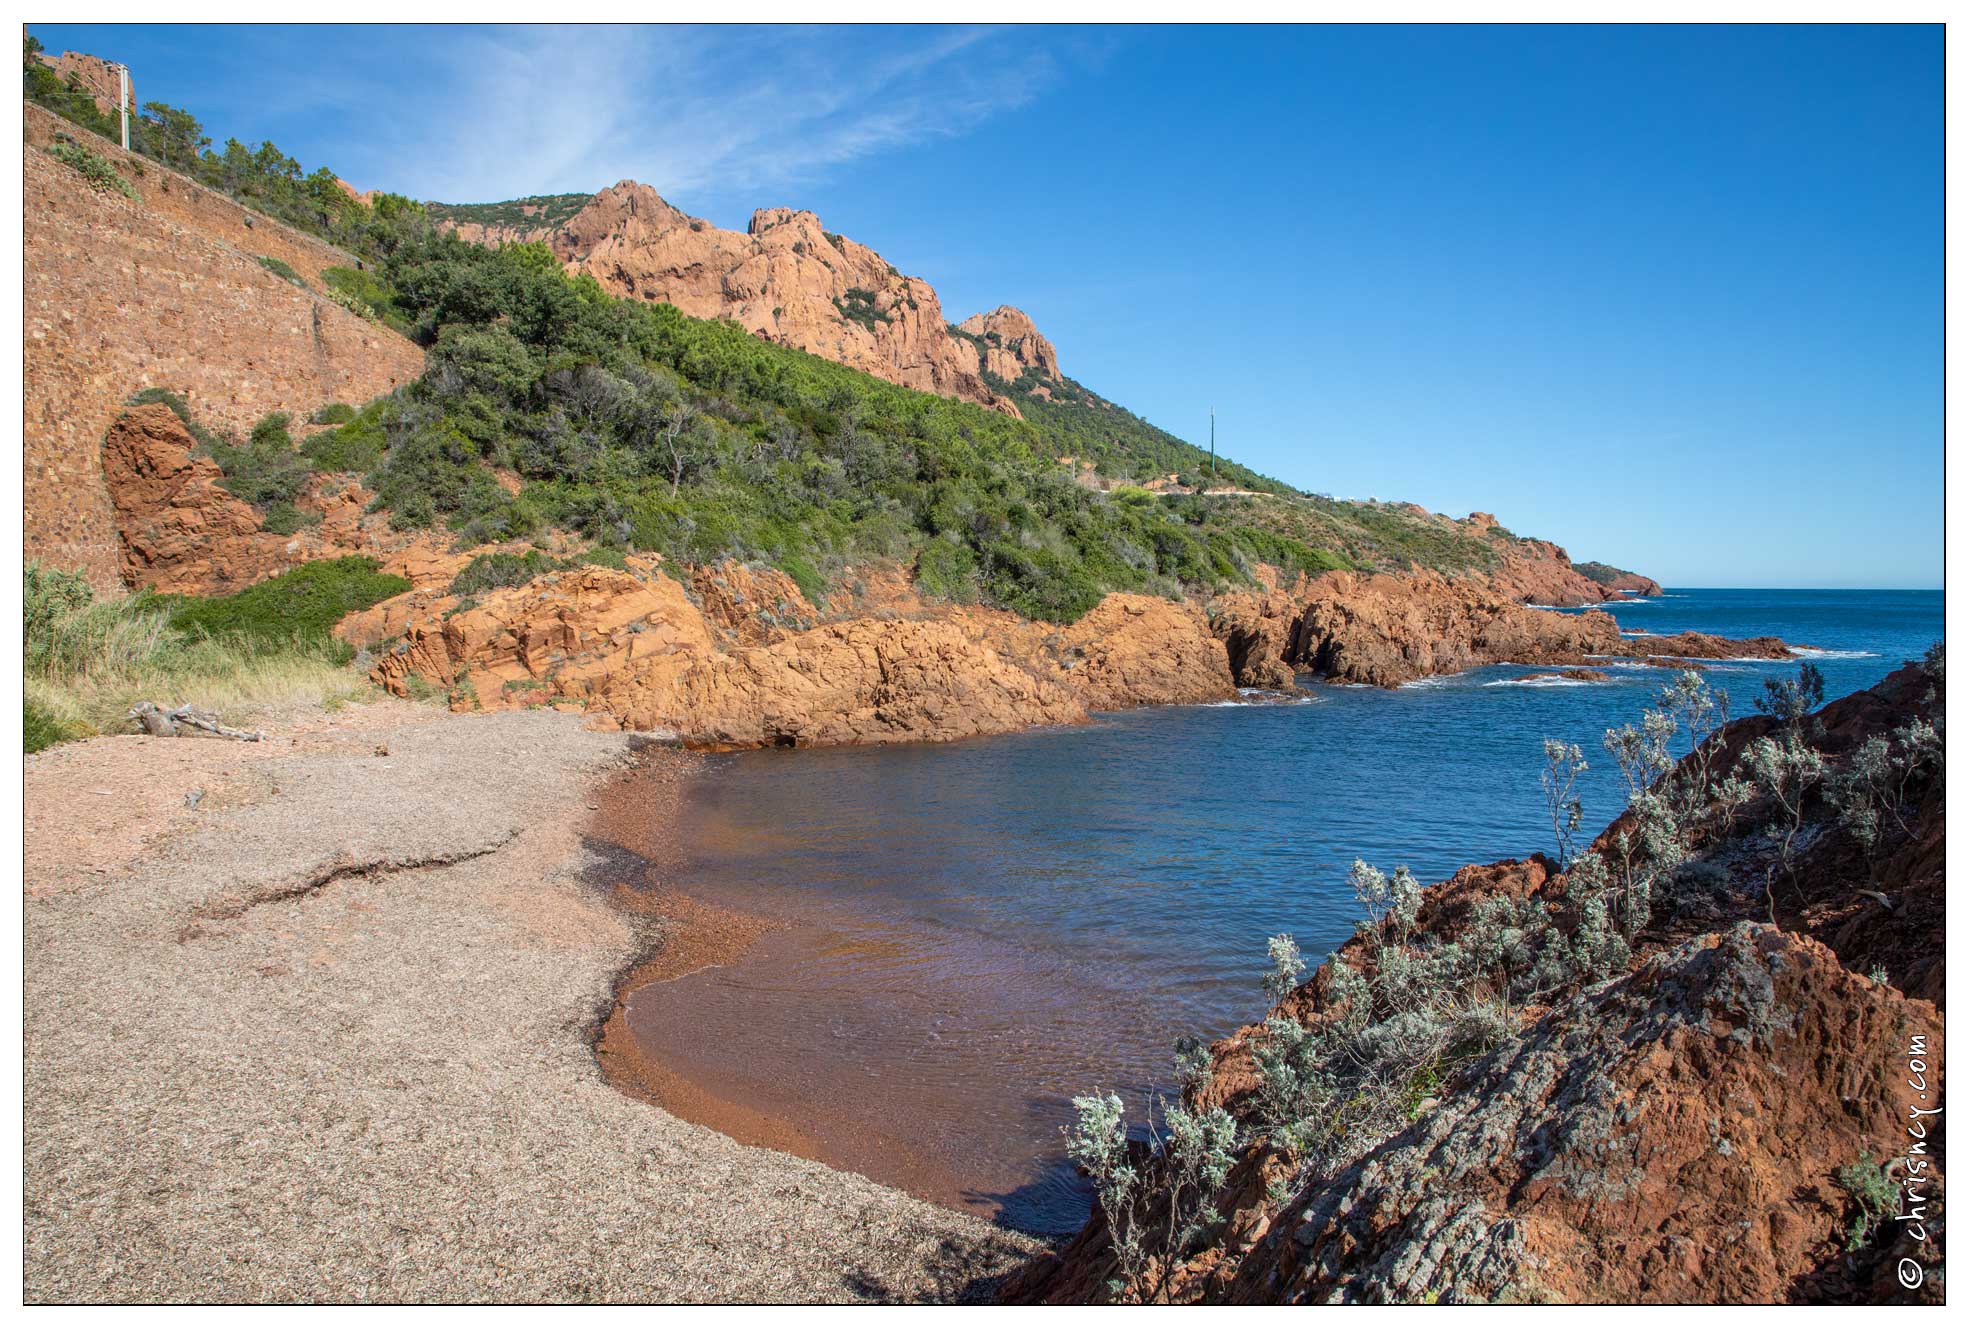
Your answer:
[350,25,1063,207]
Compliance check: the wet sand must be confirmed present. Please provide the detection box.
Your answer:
[589,750,1192,1236]
[586,760,1019,1223]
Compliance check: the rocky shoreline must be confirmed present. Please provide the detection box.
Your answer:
[327,539,1796,753]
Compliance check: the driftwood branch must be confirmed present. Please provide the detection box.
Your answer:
[127,701,263,743]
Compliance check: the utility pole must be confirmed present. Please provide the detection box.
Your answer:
[115,63,129,151]
[1209,407,1216,481]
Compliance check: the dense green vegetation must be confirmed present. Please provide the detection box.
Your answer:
[155,557,410,657]
[424,193,591,232]
[115,202,1515,619]
[84,213,1320,620]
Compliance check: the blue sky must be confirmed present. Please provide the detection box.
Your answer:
[31,24,1941,587]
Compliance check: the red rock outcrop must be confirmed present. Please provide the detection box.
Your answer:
[1211,569,1625,688]
[437,180,1074,418]
[34,50,130,118]
[1576,560,1668,597]
[357,556,1234,748]
[98,405,539,598]
[1215,926,1940,1304]
[24,104,425,592]
[1211,569,1794,689]
[689,562,817,643]
[955,305,1062,382]
[1619,630,1796,661]
[101,405,294,593]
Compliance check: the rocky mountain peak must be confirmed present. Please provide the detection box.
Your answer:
[440,181,1069,418]
[956,305,1062,383]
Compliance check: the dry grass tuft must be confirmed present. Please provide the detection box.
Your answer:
[25,563,385,749]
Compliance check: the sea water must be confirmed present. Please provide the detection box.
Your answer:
[624,588,1941,1232]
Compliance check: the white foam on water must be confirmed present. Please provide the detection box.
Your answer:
[1482,676,1605,688]
[1788,648,1878,659]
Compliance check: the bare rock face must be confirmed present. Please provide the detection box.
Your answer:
[438,180,1067,417]
[956,305,1062,382]
[627,615,1088,749]
[689,561,817,644]
[35,50,130,118]
[1212,570,1625,688]
[1211,569,1795,689]
[101,405,296,594]
[1619,630,1796,661]
[1052,595,1234,711]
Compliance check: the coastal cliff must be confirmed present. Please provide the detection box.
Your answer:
[1004,660,1946,1304]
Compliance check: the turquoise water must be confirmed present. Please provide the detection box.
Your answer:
[628,588,1941,1232]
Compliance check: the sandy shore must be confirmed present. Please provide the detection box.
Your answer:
[23,699,1036,1302]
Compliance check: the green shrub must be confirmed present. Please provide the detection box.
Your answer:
[320,266,410,334]
[24,557,378,751]
[447,549,558,597]
[44,138,136,199]
[251,411,294,448]
[300,404,387,473]
[914,538,978,604]
[24,697,78,754]
[775,552,826,604]
[161,556,410,657]
[310,402,356,426]
[257,254,307,288]
[983,542,1103,622]
[261,501,322,536]
[24,563,98,674]
[833,287,890,332]
[1836,1152,1900,1250]
[202,411,309,507]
